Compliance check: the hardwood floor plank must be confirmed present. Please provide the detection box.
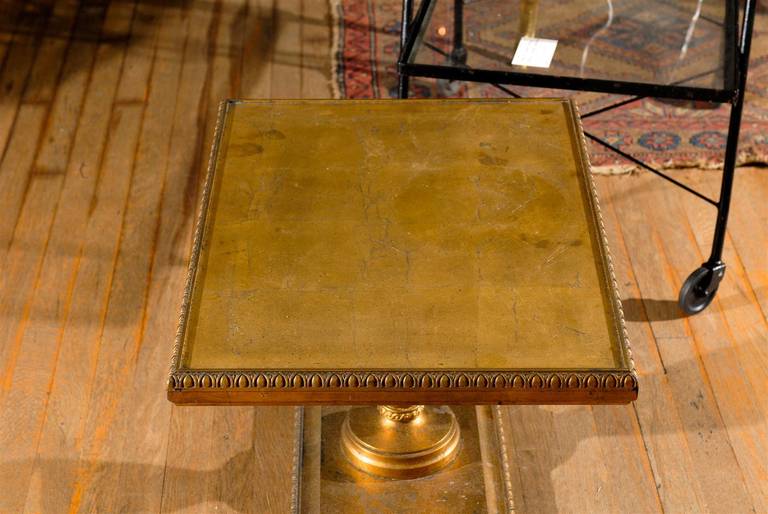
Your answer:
[163,406,294,513]
[500,406,565,513]
[198,0,240,161]
[0,2,104,395]
[25,3,165,509]
[114,0,158,103]
[0,0,56,162]
[589,404,663,513]
[247,406,297,512]
[0,0,68,250]
[20,47,129,514]
[160,1,237,510]
[21,0,82,104]
[595,175,706,512]
[240,0,275,98]
[0,3,113,511]
[501,401,659,514]
[672,169,768,511]
[18,12,142,514]
[98,2,223,511]
[207,407,294,512]
[300,0,332,99]
[604,173,757,513]
[208,407,267,512]
[23,103,143,514]
[160,406,217,513]
[163,2,297,511]
[64,3,189,511]
[270,0,301,98]
[0,104,47,265]
[722,169,768,320]
[0,2,22,67]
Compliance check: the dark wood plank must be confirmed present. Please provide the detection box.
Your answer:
[0,0,69,251]
[0,104,47,256]
[0,0,57,162]
[0,0,78,251]
[0,0,104,394]
[240,0,274,98]
[0,3,20,68]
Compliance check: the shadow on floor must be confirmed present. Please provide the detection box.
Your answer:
[2,449,262,513]
[622,297,687,321]
[5,342,765,514]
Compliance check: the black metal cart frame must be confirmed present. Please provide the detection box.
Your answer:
[396,0,758,314]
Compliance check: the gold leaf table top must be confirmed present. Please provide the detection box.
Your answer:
[168,99,636,405]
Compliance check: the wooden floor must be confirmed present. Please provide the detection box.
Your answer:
[0,1,765,512]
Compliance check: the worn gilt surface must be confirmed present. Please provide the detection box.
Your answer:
[169,99,636,404]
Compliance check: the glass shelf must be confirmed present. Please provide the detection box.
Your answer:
[405,0,737,101]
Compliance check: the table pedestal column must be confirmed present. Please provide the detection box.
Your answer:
[341,405,461,479]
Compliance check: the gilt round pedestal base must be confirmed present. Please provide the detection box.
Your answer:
[340,405,461,479]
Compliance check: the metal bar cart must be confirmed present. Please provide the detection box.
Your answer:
[396,0,758,314]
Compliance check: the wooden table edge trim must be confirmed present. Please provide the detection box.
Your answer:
[564,100,637,376]
[167,368,638,405]
[167,389,637,405]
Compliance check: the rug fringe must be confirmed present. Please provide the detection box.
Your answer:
[592,147,768,175]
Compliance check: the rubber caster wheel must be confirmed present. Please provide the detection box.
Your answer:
[678,265,724,315]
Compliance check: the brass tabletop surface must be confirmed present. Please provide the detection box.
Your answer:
[168,99,636,405]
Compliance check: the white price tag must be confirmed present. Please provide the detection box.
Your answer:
[511,36,558,68]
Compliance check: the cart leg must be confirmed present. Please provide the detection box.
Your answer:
[677,100,739,315]
[678,0,756,315]
[450,0,467,64]
[398,0,413,99]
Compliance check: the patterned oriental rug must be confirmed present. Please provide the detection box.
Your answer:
[331,0,768,172]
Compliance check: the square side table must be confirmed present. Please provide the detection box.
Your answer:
[167,99,638,510]
[168,98,637,405]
